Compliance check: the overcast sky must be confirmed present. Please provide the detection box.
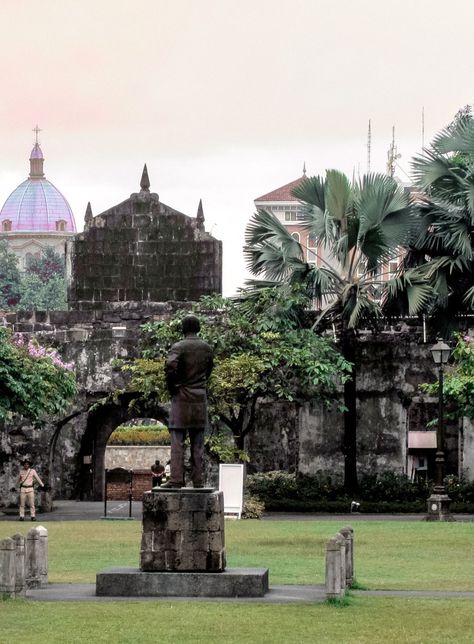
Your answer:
[1,0,473,294]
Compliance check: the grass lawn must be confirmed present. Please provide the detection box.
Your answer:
[0,519,472,590]
[0,519,473,643]
[1,596,473,643]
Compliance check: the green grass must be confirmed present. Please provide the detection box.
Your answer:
[0,519,473,590]
[0,519,473,642]
[1,597,473,643]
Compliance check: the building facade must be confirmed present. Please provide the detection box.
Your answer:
[0,135,76,269]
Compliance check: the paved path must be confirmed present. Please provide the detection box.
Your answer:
[26,583,474,603]
[2,500,474,522]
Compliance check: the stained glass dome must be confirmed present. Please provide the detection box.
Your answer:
[0,143,76,233]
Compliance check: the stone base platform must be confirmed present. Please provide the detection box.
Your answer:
[96,567,269,598]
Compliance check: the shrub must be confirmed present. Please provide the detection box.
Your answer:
[241,495,265,519]
[246,470,474,513]
[108,426,170,446]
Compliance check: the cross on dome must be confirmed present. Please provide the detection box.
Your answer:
[33,124,42,145]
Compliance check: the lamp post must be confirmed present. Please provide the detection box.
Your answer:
[426,339,454,521]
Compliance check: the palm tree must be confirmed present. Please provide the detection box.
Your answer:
[386,118,474,329]
[244,170,414,493]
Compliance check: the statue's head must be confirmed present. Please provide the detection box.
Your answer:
[182,314,201,335]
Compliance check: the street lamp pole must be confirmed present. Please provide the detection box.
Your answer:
[434,362,446,494]
[426,339,454,522]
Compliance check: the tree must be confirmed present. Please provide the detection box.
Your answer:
[0,240,21,309]
[119,294,350,456]
[244,171,414,492]
[18,247,67,311]
[387,117,474,329]
[18,272,67,312]
[26,246,65,283]
[0,327,77,423]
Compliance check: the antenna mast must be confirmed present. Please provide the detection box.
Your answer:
[386,125,401,178]
[422,106,425,150]
[367,119,371,174]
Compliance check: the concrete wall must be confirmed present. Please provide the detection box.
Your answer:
[105,446,171,470]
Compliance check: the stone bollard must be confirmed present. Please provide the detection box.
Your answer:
[335,532,346,593]
[26,527,42,588]
[0,537,16,597]
[325,535,345,599]
[36,526,48,587]
[339,526,354,588]
[11,534,26,597]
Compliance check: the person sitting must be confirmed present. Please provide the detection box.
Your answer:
[151,459,165,487]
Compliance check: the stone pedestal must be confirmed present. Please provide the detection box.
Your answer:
[140,488,226,572]
[97,487,269,598]
[96,567,269,597]
[426,493,454,522]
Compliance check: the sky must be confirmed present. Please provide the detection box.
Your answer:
[1,0,473,295]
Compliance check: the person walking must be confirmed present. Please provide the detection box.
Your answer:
[18,459,44,521]
[162,315,214,488]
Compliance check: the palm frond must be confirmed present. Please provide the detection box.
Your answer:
[325,170,351,222]
[463,284,474,309]
[292,175,326,211]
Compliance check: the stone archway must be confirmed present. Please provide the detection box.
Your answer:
[78,393,168,500]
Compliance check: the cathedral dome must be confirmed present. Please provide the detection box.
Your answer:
[0,142,76,233]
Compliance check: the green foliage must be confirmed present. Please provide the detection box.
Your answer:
[241,495,265,519]
[421,334,474,420]
[26,246,65,283]
[0,240,21,309]
[325,594,353,608]
[245,470,474,513]
[122,294,351,450]
[108,424,170,445]
[0,244,67,312]
[0,327,76,423]
[388,115,474,326]
[205,430,249,463]
[17,272,67,311]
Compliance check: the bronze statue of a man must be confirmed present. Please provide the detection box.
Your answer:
[162,315,214,488]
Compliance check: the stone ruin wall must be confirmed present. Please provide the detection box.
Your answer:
[1,311,474,508]
[246,329,474,482]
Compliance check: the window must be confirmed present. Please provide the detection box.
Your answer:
[291,232,300,242]
[389,261,399,278]
[307,233,317,264]
[2,220,12,232]
[56,220,67,232]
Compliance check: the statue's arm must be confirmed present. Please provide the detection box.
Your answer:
[165,346,180,395]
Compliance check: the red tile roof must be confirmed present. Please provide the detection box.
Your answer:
[254,176,306,202]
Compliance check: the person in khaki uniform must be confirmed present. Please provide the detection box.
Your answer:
[18,459,44,521]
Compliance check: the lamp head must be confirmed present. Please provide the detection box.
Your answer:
[430,339,451,366]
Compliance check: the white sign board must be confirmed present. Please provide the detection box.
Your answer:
[219,464,244,519]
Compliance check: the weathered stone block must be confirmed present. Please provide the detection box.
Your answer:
[140,490,225,572]
[97,568,269,597]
